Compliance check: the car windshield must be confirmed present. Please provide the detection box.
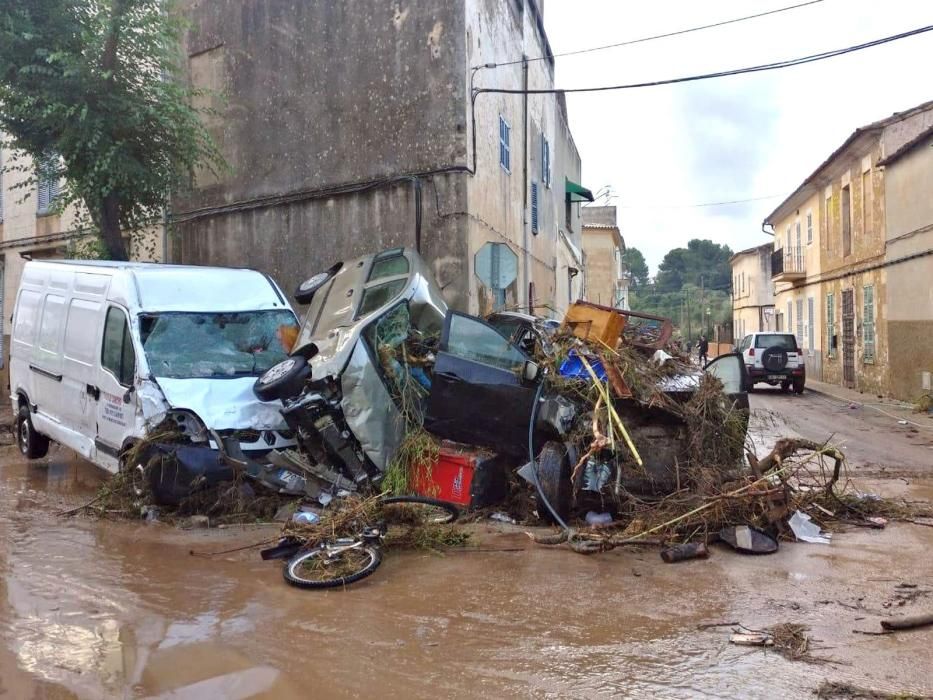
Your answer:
[139,311,298,379]
[754,334,798,350]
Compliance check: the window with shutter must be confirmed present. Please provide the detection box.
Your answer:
[498,116,511,173]
[541,135,551,187]
[862,285,875,362]
[531,182,539,234]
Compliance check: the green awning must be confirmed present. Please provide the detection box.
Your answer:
[565,178,594,203]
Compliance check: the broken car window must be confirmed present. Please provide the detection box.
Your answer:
[445,314,527,372]
[139,311,298,379]
[364,303,435,419]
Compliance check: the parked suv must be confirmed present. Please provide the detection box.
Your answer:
[736,332,805,393]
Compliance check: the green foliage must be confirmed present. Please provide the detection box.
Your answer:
[655,239,733,292]
[0,0,223,259]
[622,246,649,288]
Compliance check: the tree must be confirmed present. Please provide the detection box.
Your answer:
[655,239,733,292]
[0,0,222,260]
[621,246,649,288]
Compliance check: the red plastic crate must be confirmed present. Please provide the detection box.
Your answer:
[412,443,508,508]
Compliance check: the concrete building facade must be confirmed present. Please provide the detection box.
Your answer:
[763,99,933,400]
[729,243,775,341]
[173,0,589,318]
[581,206,628,309]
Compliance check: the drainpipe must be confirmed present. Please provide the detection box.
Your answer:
[521,53,530,312]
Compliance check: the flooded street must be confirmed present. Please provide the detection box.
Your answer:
[1,390,932,699]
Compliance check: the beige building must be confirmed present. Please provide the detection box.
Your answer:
[878,122,933,400]
[763,99,933,399]
[729,243,775,341]
[0,140,163,384]
[765,189,825,379]
[581,206,628,310]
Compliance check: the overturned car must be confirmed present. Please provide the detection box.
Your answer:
[249,247,750,521]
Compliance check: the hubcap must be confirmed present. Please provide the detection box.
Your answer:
[299,272,328,292]
[19,419,29,453]
[261,358,296,385]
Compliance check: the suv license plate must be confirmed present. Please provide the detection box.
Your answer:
[768,374,785,381]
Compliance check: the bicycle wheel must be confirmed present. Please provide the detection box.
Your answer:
[381,496,460,525]
[283,541,382,589]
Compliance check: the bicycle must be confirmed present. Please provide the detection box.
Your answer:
[261,495,460,590]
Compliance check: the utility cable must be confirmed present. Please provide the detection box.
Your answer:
[486,0,826,68]
[621,194,783,209]
[473,24,933,96]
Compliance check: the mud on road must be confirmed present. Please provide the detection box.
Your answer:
[0,390,932,699]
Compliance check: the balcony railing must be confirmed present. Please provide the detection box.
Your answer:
[771,246,805,280]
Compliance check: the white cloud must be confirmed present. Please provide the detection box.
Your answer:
[543,0,933,273]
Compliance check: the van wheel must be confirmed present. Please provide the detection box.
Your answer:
[17,406,50,459]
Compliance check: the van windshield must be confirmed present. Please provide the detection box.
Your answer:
[139,311,299,379]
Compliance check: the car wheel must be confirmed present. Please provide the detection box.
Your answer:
[253,355,311,402]
[294,263,342,305]
[793,379,805,395]
[16,405,50,459]
[780,381,790,393]
[535,441,572,525]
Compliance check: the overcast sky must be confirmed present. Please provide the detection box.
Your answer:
[542,0,932,274]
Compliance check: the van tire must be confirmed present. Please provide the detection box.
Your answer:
[17,406,50,459]
[253,355,311,402]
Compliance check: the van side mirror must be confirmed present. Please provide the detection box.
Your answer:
[123,385,135,404]
[522,360,540,383]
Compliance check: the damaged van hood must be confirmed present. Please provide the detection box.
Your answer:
[154,377,287,430]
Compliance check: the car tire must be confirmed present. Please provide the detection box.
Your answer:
[253,355,311,402]
[780,381,790,393]
[16,405,50,459]
[761,346,789,373]
[793,379,805,395]
[294,263,342,305]
[535,441,572,525]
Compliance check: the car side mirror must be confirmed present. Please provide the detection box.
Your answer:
[522,360,541,383]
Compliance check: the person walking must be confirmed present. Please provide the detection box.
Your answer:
[696,335,709,365]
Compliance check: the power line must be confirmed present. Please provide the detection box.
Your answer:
[488,0,826,68]
[473,24,933,96]
[621,194,783,209]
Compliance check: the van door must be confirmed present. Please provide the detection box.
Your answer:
[94,306,138,469]
[61,298,105,441]
[31,293,67,421]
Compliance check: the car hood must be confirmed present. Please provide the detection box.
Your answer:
[154,376,287,431]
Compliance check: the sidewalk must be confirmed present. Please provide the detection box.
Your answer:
[804,377,933,430]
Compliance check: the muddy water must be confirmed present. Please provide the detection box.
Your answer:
[1,447,932,699]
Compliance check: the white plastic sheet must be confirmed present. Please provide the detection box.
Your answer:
[789,510,832,544]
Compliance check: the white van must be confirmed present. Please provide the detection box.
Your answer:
[10,260,298,476]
